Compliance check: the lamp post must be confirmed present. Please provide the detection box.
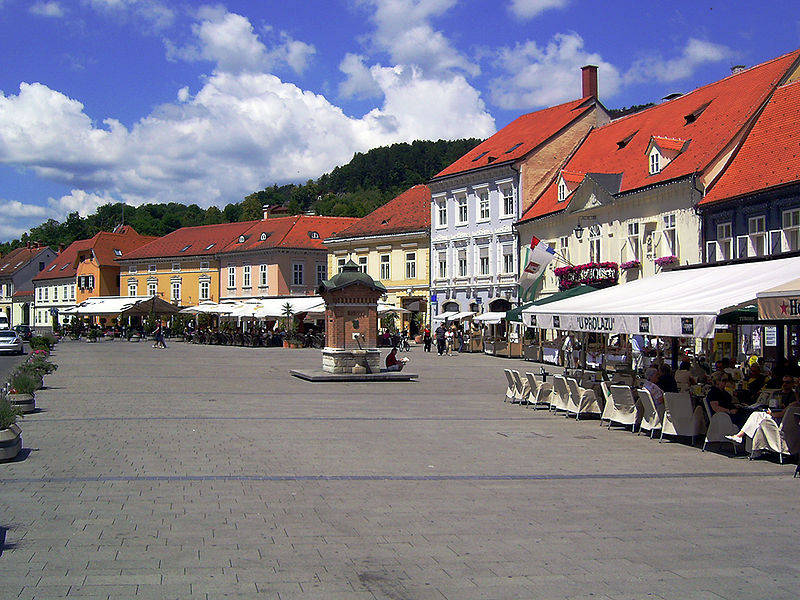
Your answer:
[573,215,597,240]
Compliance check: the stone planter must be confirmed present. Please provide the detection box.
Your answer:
[0,423,22,462]
[8,392,35,414]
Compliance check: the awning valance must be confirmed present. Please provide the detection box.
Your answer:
[432,311,458,321]
[473,311,506,324]
[62,296,180,316]
[757,277,800,320]
[522,256,800,338]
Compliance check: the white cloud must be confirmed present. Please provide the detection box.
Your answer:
[625,38,734,84]
[48,190,115,218]
[508,0,570,20]
[86,0,174,31]
[30,1,65,18]
[170,6,315,75]
[358,0,479,78]
[339,53,384,99]
[0,200,49,240]
[0,200,48,218]
[490,32,622,109]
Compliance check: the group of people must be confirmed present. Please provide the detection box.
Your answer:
[638,354,800,449]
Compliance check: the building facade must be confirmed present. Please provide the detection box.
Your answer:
[0,243,58,327]
[429,66,609,317]
[324,185,431,333]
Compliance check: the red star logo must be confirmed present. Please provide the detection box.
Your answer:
[781,301,789,315]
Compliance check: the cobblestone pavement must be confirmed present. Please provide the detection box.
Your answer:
[1,340,798,599]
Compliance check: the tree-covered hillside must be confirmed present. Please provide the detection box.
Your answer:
[0,138,482,256]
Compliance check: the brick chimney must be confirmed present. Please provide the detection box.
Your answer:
[581,65,598,99]
[263,204,273,220]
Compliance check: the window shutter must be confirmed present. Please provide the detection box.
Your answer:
[736,235,749,258]
[769,230,782,255]
[705,241,717,263]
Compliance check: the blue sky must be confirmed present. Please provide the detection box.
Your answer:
[0,0,798,241]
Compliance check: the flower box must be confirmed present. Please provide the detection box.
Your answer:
[555,262,619,291]
[654,255,679,267]
[620,260,641,270]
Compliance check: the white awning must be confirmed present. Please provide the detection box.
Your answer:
[62,296,180,316]
[432,311,458,321]
[180,301,238,315]
[473,311,506,324]
[378,302,411,315]
[451,311,476,321]
[522,255,800,338]
[757,276,800,320]
[250,297,325,318]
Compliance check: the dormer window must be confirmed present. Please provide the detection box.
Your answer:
[179,244,192,252]
[471,151,489,162]
[308,231,320,239]
[505,142,523,154]
[684,102,710,125]
[237,235,249,244]
[204,243,216,251]
[557,171,582,202]
[558,179,568,202]
[647,136,687,175]
[48,264,57,272]
[617,131,637,149]
[259,232,269,241]
[114,249,122,257]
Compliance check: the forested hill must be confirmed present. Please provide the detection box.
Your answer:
[1,138,482,256]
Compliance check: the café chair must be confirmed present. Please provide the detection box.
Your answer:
[750,405,800,464]
[701,396,740,454]
[660,392,705,445]
[511,370,531,405]
[550,375,571,414]
[636,387,662,438]
[503,369,516,403]
[600,384,638,430]
[566,377,601,420]
[525,372,552,410]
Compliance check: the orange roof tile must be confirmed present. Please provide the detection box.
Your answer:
[700,79,800,205]
[220,215,360,253]
[328,185,431,240]
[560,171,585,185]
[521,49,800,222]
[650,136,688,153]
[0,246,53,276]
[434,97,598,179]
[34,239,92,282]
[121,221,259,261]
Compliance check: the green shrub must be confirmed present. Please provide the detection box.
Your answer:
[23,355,58,377]
[8,370,39,395]
[42,331,58,346]
[0,394,22,429]
[29,336,51,351]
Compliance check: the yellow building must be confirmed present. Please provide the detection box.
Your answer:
[324,185,431,336]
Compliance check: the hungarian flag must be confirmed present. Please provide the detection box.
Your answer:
[518,236,555,301]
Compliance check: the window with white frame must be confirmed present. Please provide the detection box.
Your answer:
[717,222,733,260]
[479,247,490,275]
[316,264,326,285]
[405,252,416,279]
[748,215,767,256]
[337,257,347,273]
[44,287,48,301]
[293,263,304,285]
[783,209,800,251]
[148,264,156,273]
[438,252,447,279]
[259,264,268,287]
[558,179,568,202]
[171,280,181,302]
[172,262,180,272]
[436,199,447,227]
[662,214,677,256]
[502,245,514,274]
[626,222,640,261]
[128,266,137,274]
[649,149,661,174]
[63,285,68,299]
[128,281,138,296]
[357,256,367,273]
[477,189,489,221]
[458,250,467,277]
[380,254,390,280]
[501,187,514,216]
[200,261,209,271]
[589,224,601,263]
[456,194,468,224]
[559,236,570,265]
[148,281,157,297]
[243,265,251,288]
[37,287,42,301]
[227,266,235,288]
[199,279,210,301]
[53,286,58,301]
[70,284,75,300]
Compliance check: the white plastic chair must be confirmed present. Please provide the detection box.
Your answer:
[550,375,571,413]
[600,384,638,430]
[566,377,601,420]
[511,370,531,404]
[701,396,739,453]
[525,372,552,409]
[750,406,800,463]
[636,387,662,438]
[660,392,705,445]
[503,369,516,403]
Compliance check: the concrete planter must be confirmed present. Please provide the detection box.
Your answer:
[8,392,35,414]
[0,423,22,462]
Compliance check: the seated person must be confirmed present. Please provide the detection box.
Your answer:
[385,347,408,371]
[706,373,752,428]
[674,358,696,392]
[656,363,679,393]
[738,364,767,403]
[642,367,665,415]
[726,376,800,443]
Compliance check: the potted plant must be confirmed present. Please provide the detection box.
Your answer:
[279,302,302,348]
[620,260,641,270]
[86,328,99,342]
[654,255,679,268]
[7,369,39,413]
[24,354,58,379]
[0,394,22,462]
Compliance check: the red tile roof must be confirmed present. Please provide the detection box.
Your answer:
[700,80,800,205]
[0,246,53,276]
[221,215,360,253]
[650,136,688,153]
[327,185,431,240]
[433,97,598,179]
[121,221,259,261]
[521,49,800,222]
[34,227,156,281]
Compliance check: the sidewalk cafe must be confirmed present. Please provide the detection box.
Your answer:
[521,255,800,374]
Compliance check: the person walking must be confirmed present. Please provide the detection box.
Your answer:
[435,323,446,356]
[423,326,432,352]
[445,326,455,356]
[153,321,167,349]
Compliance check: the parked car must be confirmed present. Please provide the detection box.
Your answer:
[0,330,24,354]
[13,325,32,341]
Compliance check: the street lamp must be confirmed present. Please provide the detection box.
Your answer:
[573,215,597,240]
